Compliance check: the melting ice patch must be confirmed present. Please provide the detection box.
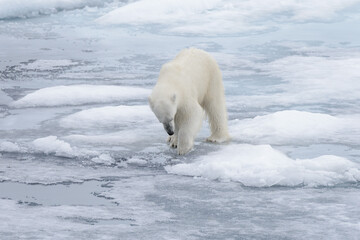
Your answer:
[165,144,360,187]
[0,176,173,236]
[0,155,133,184]
[21,59,78,71]
[229,110,360,145]
[11,85,151,108]
[97,0,360,35]
[60,105,154,129]
[0,0,109,19]
[97,177,174,224]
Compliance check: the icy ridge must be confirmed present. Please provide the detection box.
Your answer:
[0,0,110,19]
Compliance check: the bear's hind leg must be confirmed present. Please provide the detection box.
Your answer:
[204,95,230,143]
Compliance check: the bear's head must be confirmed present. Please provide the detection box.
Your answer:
[148,93,177,136]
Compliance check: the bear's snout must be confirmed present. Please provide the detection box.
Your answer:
[163,122,174,136]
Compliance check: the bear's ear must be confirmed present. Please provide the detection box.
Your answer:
[171,94,176,103]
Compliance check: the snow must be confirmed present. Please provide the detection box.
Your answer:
[166,144,360,187]
[229,110,360,145]
[0,0,107,19]
[60,105,154,129]
[11,85,151,108]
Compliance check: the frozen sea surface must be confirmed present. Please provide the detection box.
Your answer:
[1,0,360,239]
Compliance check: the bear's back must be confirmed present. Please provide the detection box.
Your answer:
[157,48,222,104]
[174,48,213,64]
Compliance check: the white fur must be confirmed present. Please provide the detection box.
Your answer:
[149,48,230,155]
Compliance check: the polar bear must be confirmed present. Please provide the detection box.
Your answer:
[148,48,230,155]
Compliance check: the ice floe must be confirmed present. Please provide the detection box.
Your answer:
[263,56,360,102]
[64,126,163,147]
[165,144,360,187]
[97,0,360,35]
[60,105,154,129]
[11,85,151,108]
[229,110,360,145]
[230,55,360,108]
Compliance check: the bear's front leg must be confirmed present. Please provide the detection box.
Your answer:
[167,123,179,148]
[176,103,203,155]
[167,134,178,148]
[177,129,193,155]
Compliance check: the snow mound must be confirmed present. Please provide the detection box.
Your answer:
[32,136,98,158]
[0,0,107,19]
[0,141,24,153]
[11,85,151,108]
[60,105,154,128]
[230,110,360,145]
[127,157,147,166]
[165,144,360,187]
[91,153,115,165]
[97,0,360,35]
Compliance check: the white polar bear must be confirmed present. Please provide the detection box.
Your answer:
[148,48,230,155]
